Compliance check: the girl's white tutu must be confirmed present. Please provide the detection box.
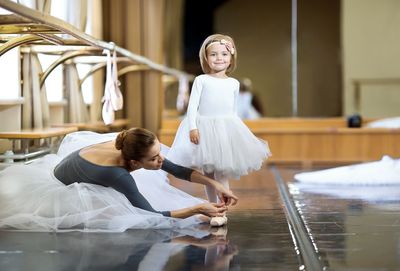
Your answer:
[167,115,271,179]
[0,131,205,232]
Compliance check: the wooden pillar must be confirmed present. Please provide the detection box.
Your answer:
[103,0,165,132]
[141,0,165,134]
[125,0,143,128]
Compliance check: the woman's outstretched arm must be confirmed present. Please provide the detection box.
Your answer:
[170,202,227,219]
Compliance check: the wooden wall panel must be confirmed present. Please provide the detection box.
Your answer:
[159,118,400,164]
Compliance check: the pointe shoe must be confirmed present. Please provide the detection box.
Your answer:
[210,216,228,227]
[110,82,123,111]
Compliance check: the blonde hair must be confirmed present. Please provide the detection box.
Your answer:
[199,34,237,75]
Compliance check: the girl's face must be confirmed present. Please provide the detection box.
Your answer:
[206,43,232,74]
[134,139,164,170]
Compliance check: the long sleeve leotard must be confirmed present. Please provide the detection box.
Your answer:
[54,150,194,217]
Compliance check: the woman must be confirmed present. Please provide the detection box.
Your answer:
[0,128,238,232]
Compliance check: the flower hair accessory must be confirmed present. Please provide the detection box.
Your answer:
[206,39,235,55]
[220,39,235,55]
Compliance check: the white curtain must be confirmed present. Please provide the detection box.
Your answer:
[22,53,50,129]
[20,0,51,129]
[64,63,89,123]
[18,0,51,13]
[61,0,90,123]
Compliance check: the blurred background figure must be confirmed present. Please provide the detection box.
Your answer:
[238,78,263,119]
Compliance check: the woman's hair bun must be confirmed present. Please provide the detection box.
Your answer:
[115,130,127,150]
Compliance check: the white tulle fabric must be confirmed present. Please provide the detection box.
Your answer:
[167,115,270,179]
[294,156,400,185]
[0,132,204,232]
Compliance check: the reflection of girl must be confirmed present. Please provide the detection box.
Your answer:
[238,78,262,119]
[0,129,237,232]
[168,34,271,225]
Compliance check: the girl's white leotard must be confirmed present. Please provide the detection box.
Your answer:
[167,74,271,179]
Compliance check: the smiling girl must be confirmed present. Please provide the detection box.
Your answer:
[167,34,271,226]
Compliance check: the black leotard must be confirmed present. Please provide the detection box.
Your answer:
[54,150,194,217]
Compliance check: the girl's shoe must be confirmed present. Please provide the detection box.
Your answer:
[210,216,228,227]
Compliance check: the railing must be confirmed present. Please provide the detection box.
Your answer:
[0,0,194,81]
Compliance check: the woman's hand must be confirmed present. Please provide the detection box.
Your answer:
[189,171,239,206]
[197,202,227,217]
[215,183,239,206]
[190,129,200,144]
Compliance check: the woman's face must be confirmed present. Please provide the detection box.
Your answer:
[137,139,164,170]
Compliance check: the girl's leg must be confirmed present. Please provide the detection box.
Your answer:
[204,172,218,203]
[214,172,230,202]
[218,177,230,190]
[210,173,230,227]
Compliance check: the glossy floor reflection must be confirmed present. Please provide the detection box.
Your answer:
[1,164,400,270]
[287,167,400,270]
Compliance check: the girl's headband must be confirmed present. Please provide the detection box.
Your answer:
[206,39,235,55]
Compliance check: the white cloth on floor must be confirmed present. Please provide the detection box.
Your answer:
[167,74,270,179]
[366,117,400,128]
[0,131,204,232]
[290,183,400,202]
[294,156,400,185]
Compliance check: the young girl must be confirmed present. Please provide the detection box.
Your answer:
[167,34,271,224]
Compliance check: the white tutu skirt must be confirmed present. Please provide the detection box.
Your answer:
[167,115,271,179]
[0,131,204,232]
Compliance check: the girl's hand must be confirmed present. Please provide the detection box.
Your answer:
[197,202,227,217]
[190,129,200,144]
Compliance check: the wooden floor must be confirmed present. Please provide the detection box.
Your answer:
[169,162,280,211]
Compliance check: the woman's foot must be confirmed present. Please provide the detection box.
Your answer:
[210,216,228,227]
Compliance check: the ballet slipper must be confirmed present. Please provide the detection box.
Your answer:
[102,98,115,125]
[209,225,228,237]
[109,83,123,111]
[210,216,228,227]
[110,50,123,111]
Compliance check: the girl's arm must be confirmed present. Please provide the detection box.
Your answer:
[233,81,240,116]
[187,77,202,131]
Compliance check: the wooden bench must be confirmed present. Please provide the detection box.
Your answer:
[52,119,131,133]
[0,126,78,164]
